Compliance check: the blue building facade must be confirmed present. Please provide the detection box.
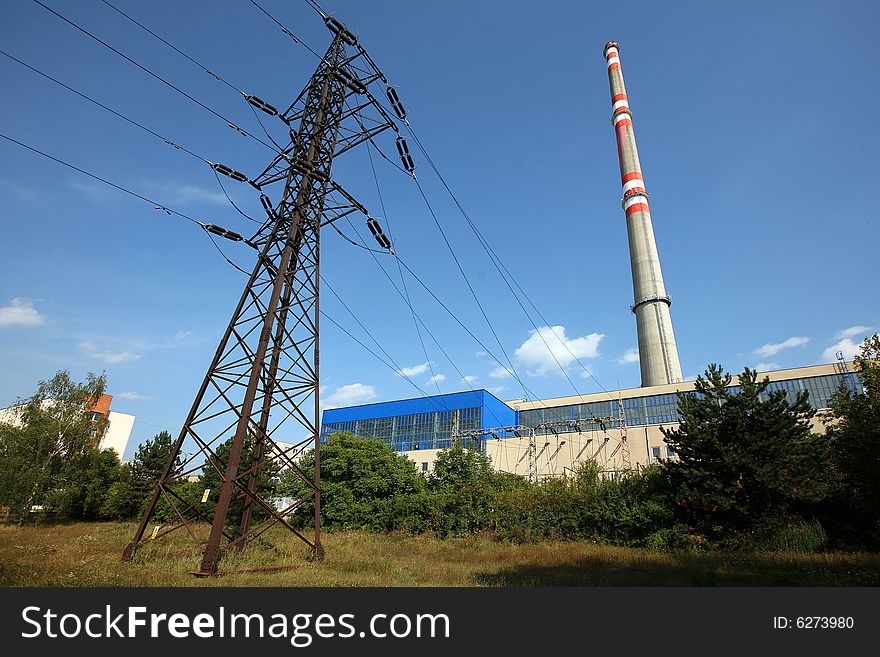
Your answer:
[321,389,516,452]
[321,369,859,454]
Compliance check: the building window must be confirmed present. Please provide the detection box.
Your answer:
[651,446,662,459]
[666,446,677,459]
[421,462,428,473]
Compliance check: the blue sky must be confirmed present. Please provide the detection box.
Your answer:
[1,0,877,460]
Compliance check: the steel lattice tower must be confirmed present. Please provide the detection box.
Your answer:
[123,19,398,576]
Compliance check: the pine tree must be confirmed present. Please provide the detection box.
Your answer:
[662,364,834,541]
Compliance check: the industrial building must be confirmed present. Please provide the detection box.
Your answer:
[321,362,861,478]
[0,393,134,460]
[321,40,864,479]
[321,390,516,473]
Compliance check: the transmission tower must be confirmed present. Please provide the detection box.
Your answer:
[617,395,631,472]
[123,17,398,576]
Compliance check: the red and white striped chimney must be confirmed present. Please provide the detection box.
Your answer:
[604,40,682,386]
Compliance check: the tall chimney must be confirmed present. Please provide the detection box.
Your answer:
[604,40,682,387]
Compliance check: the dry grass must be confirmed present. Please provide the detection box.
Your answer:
[1,522,879,586]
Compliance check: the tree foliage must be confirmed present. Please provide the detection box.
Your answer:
[277,432,425,529]
[428,442,495,491]
[662,364,835,543]
[101,430,178,521]
[826,333,880,545]
[50,446,122,521]
[199,432,280,529]
[0,370,110,522]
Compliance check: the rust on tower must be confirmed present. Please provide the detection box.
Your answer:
[123,17,397,576]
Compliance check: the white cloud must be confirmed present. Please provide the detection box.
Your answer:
[324,383,377,408]
[834,325,873,340]
[475,351,487,358]
[79,340,141,364]
[754,362,781,371]
[69,181,120,203]
[489,365,514,379]
[822,339,862,363]
[615,348,639,365]
[0,298,45,328]
[753,336,809,358]
[487,385,507,397]
[426,373,446,386]
[396,361,432,377]
[115,391,153,401]
[514,325,604,376]
[0,179,40,201]
[578,365,595,379]
[140,181,227,206]
[462,375,478,385]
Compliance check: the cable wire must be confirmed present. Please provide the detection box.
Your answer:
[407,124,619,403]
[212,169,263,225]
[0,48,210,166]
[0,131,203,227]
[1,47,266,235]
[410,174,529,398]
[249,0,324,61]
[32,0,283,156]
[100,0,245,97]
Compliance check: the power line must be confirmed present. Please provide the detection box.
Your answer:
[101,0,292,154]
[339,216,479,398]
[410,174,530,399]
[238,1,580,420]
[391,255,568,422]
[0,130,203,227]
[1,47,266,231]
[0,48,210,167]
[100,0,247,97]
[353,106,443,397]
[249,6,574,419]
[249,0,325,61]
[0,129,263,275]
[328,222,388,254]
[406,130,608,420]
[406,124,619,403]
[363,77,620,406]
[211,169,263,225]
[31,0,282,156]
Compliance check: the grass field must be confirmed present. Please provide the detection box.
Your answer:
[1,522,879,586]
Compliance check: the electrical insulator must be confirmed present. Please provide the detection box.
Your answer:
[204,224,243,242]
[395,136,415,173]
[385,87,407,121]
[259,194,277,220]
[324,16,358,45]
[245,95,279,117]
[332,68,367,95]
[291,159,329,182]
[365,217,393,252]
[211,162,248,183]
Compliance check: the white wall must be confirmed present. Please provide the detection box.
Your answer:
[101,411,135,460]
